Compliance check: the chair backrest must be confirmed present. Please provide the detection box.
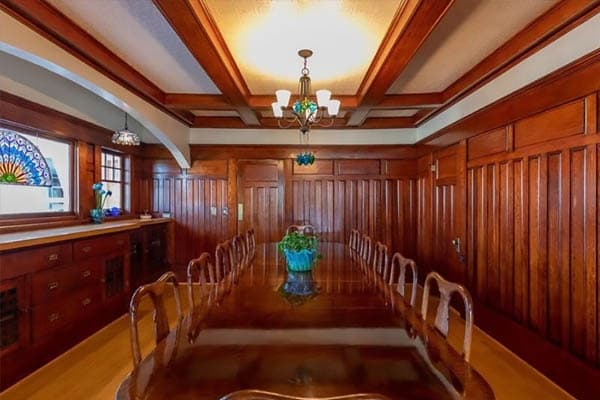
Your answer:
[286,224,315,235]
[246,228,256,254]
[187,252,216,307]
[360,234,373,265]
[372,242,389,279]
[129,271,182,366]
[421,271,473,362]
[215,240,234,281]
[232,234,246,268]
[349,229,360,251]
[389,252,418,306]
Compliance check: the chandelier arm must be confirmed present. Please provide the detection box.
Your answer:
[314,118,335,128]
[277,115,299,129]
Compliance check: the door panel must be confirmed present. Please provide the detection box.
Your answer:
[237,160,284,243]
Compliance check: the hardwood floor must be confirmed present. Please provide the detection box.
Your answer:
[0,286,573,400]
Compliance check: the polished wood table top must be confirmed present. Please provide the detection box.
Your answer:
[117,243,493,399]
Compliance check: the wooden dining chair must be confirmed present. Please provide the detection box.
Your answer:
[389,252,418,307]
[129,271,182,366]
[372,241,389,279]
[232,234,247,268]
[421,271,474,362]
[215,240,234,281]
[349,229,360,251]
[246,228,256,254]
[187,252,216,307]
[360,234,373,265]
[286,224,316,235]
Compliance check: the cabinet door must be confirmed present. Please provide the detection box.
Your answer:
[104,255,126,299]
[0,277,29,355]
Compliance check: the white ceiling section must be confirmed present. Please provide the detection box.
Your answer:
[388,0,559,94]
[191,110,241,117]
[47,0,221,94]
[0,52,159,143]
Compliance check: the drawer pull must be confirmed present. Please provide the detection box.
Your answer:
[117,239,125,246]
[47,253,59,261]
[82,246,92,253]
[82,270,91,278]
[48,313,61,322]
[81,298,91,306]
[47,281,59,290]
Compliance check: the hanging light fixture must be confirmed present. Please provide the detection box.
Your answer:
[112,113,141,146]
[272,49,340,166]
[272,49,340,133]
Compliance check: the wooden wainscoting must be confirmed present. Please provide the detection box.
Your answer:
[144,148,419,267]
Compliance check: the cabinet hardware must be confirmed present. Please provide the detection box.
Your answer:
[81,298,91,306]
[82,246,92,253]
[82,270,91,278]
[47,281,59,290]
[117,240,125,246]
[48,312,61,322]
[47,253,59,261]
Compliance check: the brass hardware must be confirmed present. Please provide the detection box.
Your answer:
[117,240,125,246]
[82,270,91,278]
[48,312,61,322]
[47,281,59,290]
[47,253,59,261]
[81,298,91,306]
[82,246,92,253]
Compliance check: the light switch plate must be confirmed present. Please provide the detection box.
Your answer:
[210,206,217,216]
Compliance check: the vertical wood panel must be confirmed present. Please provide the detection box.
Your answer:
[547,152,563,344]
[499,161,514,315]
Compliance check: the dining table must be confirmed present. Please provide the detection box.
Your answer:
[116,242,494,399]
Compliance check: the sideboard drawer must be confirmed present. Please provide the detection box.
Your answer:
[76,259,104,288]
[0,243,72,279]
[31,264,79,305]
[31,286,103,343]
[73,233,128,261]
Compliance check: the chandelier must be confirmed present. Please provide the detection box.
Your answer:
[271,49,341,134]
[112,113,141,146]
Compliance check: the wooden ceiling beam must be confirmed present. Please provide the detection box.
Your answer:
[0,0,195,126]
[376,93,443,109]
[248,95,359,110]
[153,0,259,126]
[164,94,232,110]
[193,116,247,128]
[359,117,416,129]
[347,0,455,126]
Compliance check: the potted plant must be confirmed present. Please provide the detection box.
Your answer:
[91,182,112,223]
[278,231,319,272]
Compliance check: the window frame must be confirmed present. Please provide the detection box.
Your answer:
[100,148,130,215]
[0,122,76,222]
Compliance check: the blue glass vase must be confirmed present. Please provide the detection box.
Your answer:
[283,248,316,272]
[90,208,104,224]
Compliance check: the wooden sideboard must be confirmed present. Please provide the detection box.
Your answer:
[0,219,173,389]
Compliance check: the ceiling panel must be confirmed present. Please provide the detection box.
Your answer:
[387,0,559,94]
[204,0,403,95]
[48,0,221,94]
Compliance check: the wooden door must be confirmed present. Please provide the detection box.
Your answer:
[432,144,467,285]
[237,160,284,243]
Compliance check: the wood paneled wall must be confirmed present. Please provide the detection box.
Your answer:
[290,159,417,257]
[143,152,418,266]
[463,94,599,364]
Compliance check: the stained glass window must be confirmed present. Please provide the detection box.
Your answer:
[0,129,72,215]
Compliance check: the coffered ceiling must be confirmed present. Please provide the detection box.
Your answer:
[1,0,594,132]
